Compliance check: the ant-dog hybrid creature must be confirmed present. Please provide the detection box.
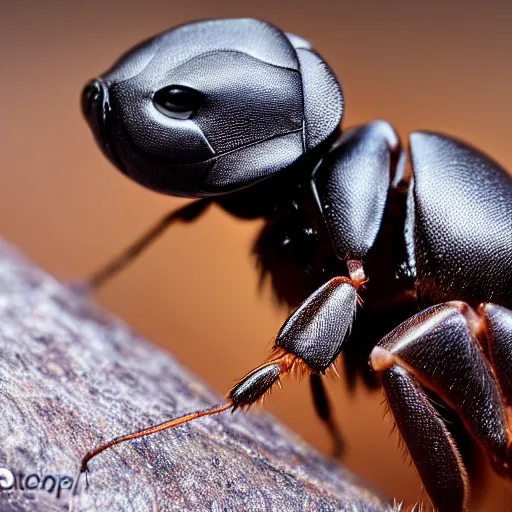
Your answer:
[80,18,512,511]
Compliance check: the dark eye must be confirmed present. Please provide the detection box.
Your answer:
[152,85,204,120]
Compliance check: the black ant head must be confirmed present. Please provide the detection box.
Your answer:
[82,18,343,197]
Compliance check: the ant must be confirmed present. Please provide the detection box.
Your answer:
[80,18,512,511]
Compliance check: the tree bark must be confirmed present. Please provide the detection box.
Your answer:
[0,240,390,511]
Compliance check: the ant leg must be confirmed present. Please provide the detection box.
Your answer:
[309,373,344,457]
[80,276,358,473]
[381,365,469,511]
[83,198,210,292]
[370,301,512,511]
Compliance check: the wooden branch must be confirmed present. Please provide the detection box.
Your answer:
[0,240,390,511]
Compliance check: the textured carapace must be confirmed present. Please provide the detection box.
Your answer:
[82,18,343,197]
[407,132,512,309]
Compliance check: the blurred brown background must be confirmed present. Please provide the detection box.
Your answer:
[1,0,511,509]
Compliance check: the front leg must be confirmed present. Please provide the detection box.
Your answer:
[80,274,360,472]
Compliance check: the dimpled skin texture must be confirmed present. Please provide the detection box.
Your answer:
[148,18,300,72]
[313,121,398,260]
[296,48,344,151]
[275,279,357,372]
[205,131,304,193]
[409,132,512,308]
[167,52,303,154]
[88,18,343,197]
[104,19,300,84]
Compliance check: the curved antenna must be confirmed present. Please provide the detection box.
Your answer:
[80,403,230,472]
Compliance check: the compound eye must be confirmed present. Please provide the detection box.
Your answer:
[152,85,204,120]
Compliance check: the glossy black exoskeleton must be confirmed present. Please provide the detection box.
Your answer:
[80,18,512,511]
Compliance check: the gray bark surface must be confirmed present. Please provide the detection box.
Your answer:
[0,240,390,511]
